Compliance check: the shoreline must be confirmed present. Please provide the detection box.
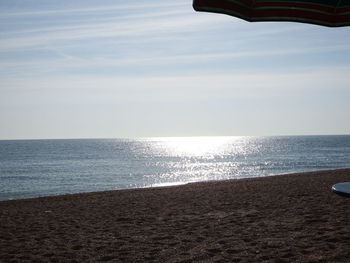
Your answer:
[2,167,350,203]
[1,168,350,262]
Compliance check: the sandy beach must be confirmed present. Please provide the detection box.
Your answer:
[1,168,350,262]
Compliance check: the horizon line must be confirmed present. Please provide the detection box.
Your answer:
[1,133,350,141]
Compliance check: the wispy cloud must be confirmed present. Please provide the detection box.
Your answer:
[0,14,225,51]
[2,66,350,104]
[2,43,350,77]
[0,1,187,17]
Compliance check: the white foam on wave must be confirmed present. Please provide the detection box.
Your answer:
[150,181,189,188]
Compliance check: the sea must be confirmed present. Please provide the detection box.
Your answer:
[0,135,350,201]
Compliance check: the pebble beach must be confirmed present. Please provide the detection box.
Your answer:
[1,168,350,262]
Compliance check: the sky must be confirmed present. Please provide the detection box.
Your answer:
[1,0,350,139]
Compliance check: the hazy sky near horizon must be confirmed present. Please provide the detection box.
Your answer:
[1,0,350,139]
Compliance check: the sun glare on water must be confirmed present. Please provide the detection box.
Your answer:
[138,136,254,187]
[152,136,240,157]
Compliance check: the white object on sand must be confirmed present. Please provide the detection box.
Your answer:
[332,182,350,197]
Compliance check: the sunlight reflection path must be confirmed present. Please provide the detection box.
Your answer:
[152,136,238,157]
[140,136,259,186]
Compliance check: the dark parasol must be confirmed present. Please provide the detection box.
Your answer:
[193,0,350,27]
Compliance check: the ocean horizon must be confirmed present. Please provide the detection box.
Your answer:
[1,135,350,201]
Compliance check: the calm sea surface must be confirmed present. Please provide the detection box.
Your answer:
[0,135,350,201]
